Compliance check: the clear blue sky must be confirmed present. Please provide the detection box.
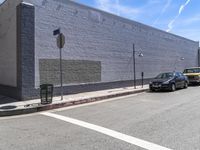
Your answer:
[0,0,199,43]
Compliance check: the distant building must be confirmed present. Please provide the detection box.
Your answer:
[0,0,199,100]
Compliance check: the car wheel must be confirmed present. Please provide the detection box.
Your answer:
[150,88,155,92]
[184,82,188,88]
[170,84,176,92]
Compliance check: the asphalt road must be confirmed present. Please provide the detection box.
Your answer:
[1,86,200,150]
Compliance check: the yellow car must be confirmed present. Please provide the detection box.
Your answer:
[183,67,200,84]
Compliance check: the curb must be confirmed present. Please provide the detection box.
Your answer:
[0,88,148,117]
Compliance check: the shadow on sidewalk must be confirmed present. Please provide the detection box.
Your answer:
[0,105,17,110]
[0,95,18,105]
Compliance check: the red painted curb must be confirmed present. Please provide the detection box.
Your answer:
[0,89,148,117]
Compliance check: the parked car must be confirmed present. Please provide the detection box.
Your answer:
[183,67,200,85]
[149,72,188,92]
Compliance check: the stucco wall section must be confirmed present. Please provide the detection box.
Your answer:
[0,0,22,87]
[25,0,199,88]
[39,59,101,85]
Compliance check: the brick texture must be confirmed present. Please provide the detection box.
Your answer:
[14,0,200,99]
[23,0,199,88]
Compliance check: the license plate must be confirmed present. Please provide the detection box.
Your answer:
[153,84,161,87]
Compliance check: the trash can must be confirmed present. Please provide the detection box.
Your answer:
[40,84,54,105]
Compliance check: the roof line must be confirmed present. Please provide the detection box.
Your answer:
[54,0,198,44]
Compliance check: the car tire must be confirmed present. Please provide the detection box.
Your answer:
[150,88,155,92]
[170,83,176,92]
[184,82,188,89]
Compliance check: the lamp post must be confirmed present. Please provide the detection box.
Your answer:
[133,44,144,89]
[174,56,185,71]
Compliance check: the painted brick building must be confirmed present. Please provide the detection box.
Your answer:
[0,0,199,100]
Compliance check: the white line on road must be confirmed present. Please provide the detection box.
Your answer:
[41,112,172,150]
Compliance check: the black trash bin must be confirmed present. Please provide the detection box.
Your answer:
[40,84,54,105]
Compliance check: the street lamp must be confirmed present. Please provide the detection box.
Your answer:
[133,44,144,89]
[174,56,185,71]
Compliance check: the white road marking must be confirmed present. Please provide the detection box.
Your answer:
[41,112,172,150]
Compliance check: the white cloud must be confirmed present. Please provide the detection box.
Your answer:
[95,0,140,19]
[153,0,172,25]
[166,15,179,32]
[161,0,172,14]
[166,0,191,32]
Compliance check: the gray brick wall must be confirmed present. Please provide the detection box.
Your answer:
[8,0,198,100]
[17,2,36,100]
[23,0,199,89]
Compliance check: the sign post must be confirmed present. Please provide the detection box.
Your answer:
[54,29,65,100]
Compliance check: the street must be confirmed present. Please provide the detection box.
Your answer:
[1,86,200,150]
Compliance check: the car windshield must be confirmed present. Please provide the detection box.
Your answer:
[155,73,174,79]
[183,68,200,73]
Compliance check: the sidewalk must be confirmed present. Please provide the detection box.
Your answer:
[0,85,149,117]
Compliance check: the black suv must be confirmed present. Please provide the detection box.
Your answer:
[149,72,189,92]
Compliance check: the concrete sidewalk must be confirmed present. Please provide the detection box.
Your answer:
[0,85,149,117]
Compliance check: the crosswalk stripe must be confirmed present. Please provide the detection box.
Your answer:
[41,112,172,150]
